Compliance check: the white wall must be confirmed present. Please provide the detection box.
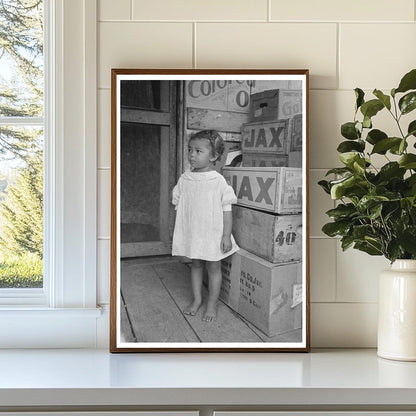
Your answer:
[96,0,416,348]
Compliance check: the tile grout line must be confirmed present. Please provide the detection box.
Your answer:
[333,229,339,303]
[311,301,378,305]
[336,22,341,90]
[98,19,415,24]
[193,22,197,68]
[333,193,340,303]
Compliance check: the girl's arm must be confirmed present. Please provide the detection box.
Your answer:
[221,211,233,253]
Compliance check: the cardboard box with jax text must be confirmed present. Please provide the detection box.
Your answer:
[242,152,288,168]
[241,120,289,154]
[222,166,302,214]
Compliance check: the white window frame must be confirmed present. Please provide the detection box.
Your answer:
[0,0,101,348]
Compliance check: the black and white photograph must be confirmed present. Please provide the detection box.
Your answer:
[110,69,310,352]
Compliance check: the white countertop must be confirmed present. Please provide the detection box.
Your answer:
[0,348,416,408]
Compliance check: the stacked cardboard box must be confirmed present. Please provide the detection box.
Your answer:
[218,88,304,337]
[243,89,302,168]
[218,249,302,337]
[222,166,302,215]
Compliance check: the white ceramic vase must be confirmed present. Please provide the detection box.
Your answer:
[378,259,416,361]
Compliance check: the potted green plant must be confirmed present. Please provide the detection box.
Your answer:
[319,68,416,361]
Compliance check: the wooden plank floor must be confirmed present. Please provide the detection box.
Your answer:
[120,256,302,344]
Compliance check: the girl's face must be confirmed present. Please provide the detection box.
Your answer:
[188,138,217,172]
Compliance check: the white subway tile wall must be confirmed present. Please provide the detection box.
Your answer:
[98,22,193,88]
[97,239,111,305]
[339,24,416,90]
[98,90,111,168]
[309,90,354,169]
[132,0,269,21]
[270,0,414,22]
[196,23,338,89]
[310,239,336,302]
[311,303,378,347]
[97,0,416,347]
[309,170,334,237]
[336,247,389,303]
[99,0,131,21]
[98,169,111,239]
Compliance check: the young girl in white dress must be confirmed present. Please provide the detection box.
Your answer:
[172,130,239,322]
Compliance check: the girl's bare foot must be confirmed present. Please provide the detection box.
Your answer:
[202,302,217,322]
[183,298,202,316]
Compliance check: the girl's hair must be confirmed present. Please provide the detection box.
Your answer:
[189,130,225,162]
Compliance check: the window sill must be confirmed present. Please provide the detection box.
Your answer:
[0,307,103,348]
[0,306,102,316]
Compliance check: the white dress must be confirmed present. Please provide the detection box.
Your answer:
[172,170,240,261]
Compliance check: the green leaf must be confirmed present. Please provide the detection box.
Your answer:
[399,92,416,115]
[389,139,408,155]
[399,139,407,154]
[354,241,383,256]
[355,88,365,110]
[366,129,388,145]
[330,177,352,200]
[322,221,351,237]
[353,158,366,174]
[369,203,383,219]
[339,152,360,167]
[405,175,416,197]
[341,122,360,140]
[326,203,357,220]
[399,154,416,169]
[353,224,374,240]
[363,116,372,129]
[330,175,363,200]
[373,89,391,110]
[337,140,365,153]
[377,162,406,181]
[407,120,416,138]
[386,240,403,262]
[341,235,355,251]
[318,180,331,194]
[406,174,416,187]
[398,227,416,255]
[357,195,389,212]
[365,236,384,250]
[360,99,384,119]
[325,167,352,176]
[371,137,402,154]
[395,69,416,94]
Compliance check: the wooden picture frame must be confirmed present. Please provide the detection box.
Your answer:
[110,69,310,352]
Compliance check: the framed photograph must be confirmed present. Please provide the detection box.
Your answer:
[110,69,310,352]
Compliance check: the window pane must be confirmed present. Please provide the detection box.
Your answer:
[0,126,43,288]
[0,0,44,291]
[121,122,161,243]
[120,80,162,110]
[0,0,44,117]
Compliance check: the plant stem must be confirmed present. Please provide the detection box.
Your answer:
[390,96,406,139]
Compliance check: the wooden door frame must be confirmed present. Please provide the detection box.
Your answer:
[120,81,178,258]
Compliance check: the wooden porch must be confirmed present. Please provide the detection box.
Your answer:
[120,256,301,343]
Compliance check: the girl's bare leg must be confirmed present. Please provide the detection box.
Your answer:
[183,259,204,316]
[203,260,222,322]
